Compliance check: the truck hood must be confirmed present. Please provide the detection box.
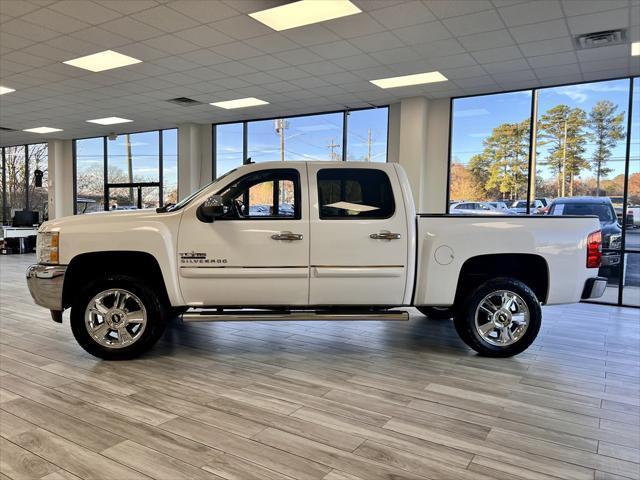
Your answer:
[40,209,175,233]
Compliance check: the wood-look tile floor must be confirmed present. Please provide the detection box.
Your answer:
[1,254,639,480]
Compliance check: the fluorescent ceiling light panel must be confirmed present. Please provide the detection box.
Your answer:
[0,86,16,95]
[87,117,133,125]
[23,127,63,134]
[249,0,361,31]
[63,50,142,72]
[632,42,640,56]
[370,71,448,89]
[210,97,269,109]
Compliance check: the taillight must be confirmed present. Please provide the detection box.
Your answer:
[587,230,602,268]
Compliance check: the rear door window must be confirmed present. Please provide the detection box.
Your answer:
[317,168,395,219]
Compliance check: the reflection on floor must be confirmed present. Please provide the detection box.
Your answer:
[1,254,639,480]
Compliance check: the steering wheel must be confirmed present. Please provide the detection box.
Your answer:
[231,198,245,218]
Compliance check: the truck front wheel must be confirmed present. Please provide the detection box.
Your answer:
[70,275,167,360]
[453,278,541,357]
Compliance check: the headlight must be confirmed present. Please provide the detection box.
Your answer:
[37,232,59,264]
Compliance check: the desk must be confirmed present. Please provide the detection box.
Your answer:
[1,226,38,239]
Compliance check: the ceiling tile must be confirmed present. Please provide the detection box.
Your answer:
[509,19,569,43]
[212,42,264,61]
[576,43,631,62]
[442,9,505,36]
[369,1,435,29]
[483,58,531,74]
[1,18,61,41]
[244,33,301,54]
[0,0,41,17]
[425,0,494,19]
[430,52,478,69]
[241,54,289,71]
[580,57,629,73]
[166,0,238,23]
[174,26,235,48]
[519,37,574,57]
[70,27,132,49]
[273,48,324,66]
[534,63,581,78]
[100,16,164,41]
[210,15,273,40]
[566,8,629,35]
[332,54,380,70]
[472,45,523,64]
[497,0,564,27]
[281,24,341,47]
[99,1,159,15]
[393,20,451,45]
[561,0,629,17]
[458,29,515,51]
[211,61,257,76]
[528,51,578,68]
[20,7,91,33]
[143,34,200,55]
[298,61,344,76]
[133,5,199,33]
[324,12,386,39]
[179,49,230,66]
[349,32,405,53]
[47,0,123,25]
[309,40,363,60]
[411,38,467,57]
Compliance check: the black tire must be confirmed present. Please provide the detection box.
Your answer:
[453,277,541,357]
[70,275,167,360]
[417,306,454,319]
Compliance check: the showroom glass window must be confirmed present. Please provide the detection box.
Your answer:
[0,143,49,225]
[447,76,638,307]
[346,108,388,162]
[449,91,532,205]
[215,123,243,177]
[213,107,388,180]
[74,129,177,213]
[248,112,344,162]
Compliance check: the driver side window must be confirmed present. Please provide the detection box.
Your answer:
[217,169,300,220]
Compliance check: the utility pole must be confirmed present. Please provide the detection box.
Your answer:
[327,139,340,160]
[367,128,372,162]
[126,133,133,204]
[275,119,288,161]
[561,118,567,197]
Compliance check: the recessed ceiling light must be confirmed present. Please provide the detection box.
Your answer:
[249,0,361,31]
[632,42,640,56]
[210,97,269,109]
[370,71,448,89]
[0,86,16,95]
[63,50,142,72]
[87,117,133,125]
[23,127,63,134]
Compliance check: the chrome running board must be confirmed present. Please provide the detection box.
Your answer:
[182,309,409,322]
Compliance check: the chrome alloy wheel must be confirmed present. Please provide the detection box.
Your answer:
[84,288,147,349]
[474,290,530,347]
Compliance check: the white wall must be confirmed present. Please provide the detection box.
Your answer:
[388,96,450,213]
[47,139,74,219]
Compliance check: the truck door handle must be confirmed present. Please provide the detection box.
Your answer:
[370,231,401,240]
[271,231,303,241]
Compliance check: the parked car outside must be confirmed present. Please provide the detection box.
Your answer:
[488,201,514,213]
[449,201,508,215]
[547,197,621,278]
[511,200,544,214]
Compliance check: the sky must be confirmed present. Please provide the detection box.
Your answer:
[451,78,637,181]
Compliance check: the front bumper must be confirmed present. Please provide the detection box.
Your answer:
[26,264,67,311]
[582,276,607,300]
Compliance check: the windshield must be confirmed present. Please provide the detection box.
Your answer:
[551,203,615,222]
[513,201,527,208]
[165,168,238,212]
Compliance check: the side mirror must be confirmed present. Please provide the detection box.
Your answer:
[197,194,225,223]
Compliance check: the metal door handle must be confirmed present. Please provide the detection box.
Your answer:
[370,231,401,240]
[271,231,303,241]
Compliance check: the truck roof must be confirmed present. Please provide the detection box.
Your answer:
[552,197,613,205]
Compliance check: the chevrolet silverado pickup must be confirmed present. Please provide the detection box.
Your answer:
[27,161,606,360]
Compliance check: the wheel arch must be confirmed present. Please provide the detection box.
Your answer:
[454,253,549,306]
[62,251,171,309]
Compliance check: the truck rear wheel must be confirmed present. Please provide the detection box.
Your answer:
[417,306,454,319]
[70,275,167,360]
[453,278,541,357]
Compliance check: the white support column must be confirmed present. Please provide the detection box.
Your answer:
[387,96,451,214]
[47,139,74,219]
[177,123,212,200]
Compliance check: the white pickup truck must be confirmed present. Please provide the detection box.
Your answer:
[27,161,606,360]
